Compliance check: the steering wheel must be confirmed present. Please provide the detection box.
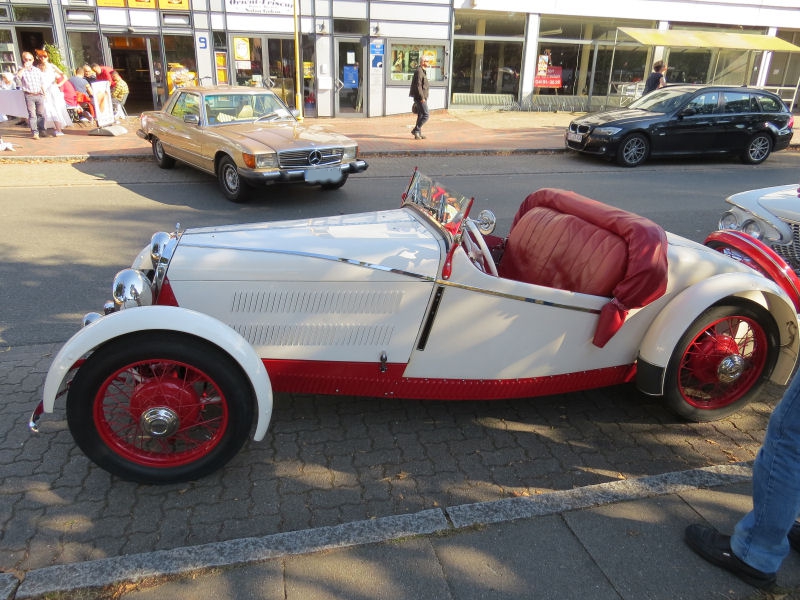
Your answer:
[462,219,498,276]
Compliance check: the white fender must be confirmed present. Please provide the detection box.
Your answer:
[637,272,800,394]
[42,306,273,441]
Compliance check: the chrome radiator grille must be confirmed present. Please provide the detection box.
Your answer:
[771,221,800,272]
[278,148,344,168]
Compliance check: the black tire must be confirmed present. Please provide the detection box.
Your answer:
[217,155,250,203]
[66,332,255,484]
[321,173,348,190]
[662,302,779,422]
[152,138,175,169]
[615,133,649,167]
[741,133,772,165]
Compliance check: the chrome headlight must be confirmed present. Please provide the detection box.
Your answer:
[741,219,763,240]
[342,145,358,161]
[112,269,154,309]
[719,211,740,230]
[593,127,622,136]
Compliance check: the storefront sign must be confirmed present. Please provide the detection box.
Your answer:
[127,0,156,9]
[233,37,250,61]
[224,0,292,15]
[159,0,189,9]
[97,0,126,7]
[535,66,562,88]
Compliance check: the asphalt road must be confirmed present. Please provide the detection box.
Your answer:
[2,152,799,347]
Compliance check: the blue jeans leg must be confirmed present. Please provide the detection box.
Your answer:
[731,374,800,573]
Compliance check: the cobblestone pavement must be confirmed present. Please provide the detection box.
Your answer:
[0,342,782,578]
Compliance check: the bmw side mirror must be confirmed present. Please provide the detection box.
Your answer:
[679,107,697,118]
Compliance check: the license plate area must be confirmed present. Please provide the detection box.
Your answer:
[567,132,584,143]
[305,166,342,184]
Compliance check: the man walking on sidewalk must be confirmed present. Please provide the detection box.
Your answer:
[409,55,430,140]
[16,51,46,139]
[685,370,800,590]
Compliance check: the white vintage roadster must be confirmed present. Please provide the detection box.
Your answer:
[31,171,800,483]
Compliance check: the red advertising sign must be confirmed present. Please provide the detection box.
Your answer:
[535,66,562,88]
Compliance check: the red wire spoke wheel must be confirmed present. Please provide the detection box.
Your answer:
[663,302,778,422]
[93,358,228,468]
[67,332,254,483]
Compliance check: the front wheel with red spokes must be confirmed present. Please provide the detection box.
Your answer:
[663,302,779,422]
[67,332,254,483]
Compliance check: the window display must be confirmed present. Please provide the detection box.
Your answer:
[389,44,444,83]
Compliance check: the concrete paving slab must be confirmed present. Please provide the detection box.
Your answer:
[433,516,621,600]
[284,538,451,600]
[118,562,284,600]
[564,494,753,600]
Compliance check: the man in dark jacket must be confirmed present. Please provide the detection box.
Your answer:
[409,56,430,140]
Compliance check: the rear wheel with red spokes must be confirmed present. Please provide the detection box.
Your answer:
[663,302,779,421]
[67,332,254,483]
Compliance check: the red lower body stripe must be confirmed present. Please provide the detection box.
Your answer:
[263,359,637,400]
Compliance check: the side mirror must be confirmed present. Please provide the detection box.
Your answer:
[184,114,200,125]
[679,107,697,117]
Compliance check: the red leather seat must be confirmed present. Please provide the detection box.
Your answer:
[497,188,669,347]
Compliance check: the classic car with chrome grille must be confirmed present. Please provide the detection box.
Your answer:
[716,184,800,277]
[31,171,800,483]
[137,85,368,202]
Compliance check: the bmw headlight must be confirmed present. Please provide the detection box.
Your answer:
[593,127,622,136]
[342,145,358,161]
[112,269,154,309]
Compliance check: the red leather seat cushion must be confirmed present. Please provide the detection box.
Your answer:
[498,206,628,296]
[497,188,669,347]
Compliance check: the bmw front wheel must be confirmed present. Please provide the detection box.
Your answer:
[616,133,648,167]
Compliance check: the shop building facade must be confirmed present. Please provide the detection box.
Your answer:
[1,0,799,117]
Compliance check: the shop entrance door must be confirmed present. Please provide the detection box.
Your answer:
[334,38,366,116]
[108,36,163,112]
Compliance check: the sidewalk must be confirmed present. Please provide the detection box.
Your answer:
[0,109,575,161]
[7,466,800,600]
[2,110,800,600]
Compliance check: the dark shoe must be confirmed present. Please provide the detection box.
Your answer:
[412,130,421,139]
[685,524,777,590]
[788,522,800,553]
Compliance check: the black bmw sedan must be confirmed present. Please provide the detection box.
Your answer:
[565,85,794,167]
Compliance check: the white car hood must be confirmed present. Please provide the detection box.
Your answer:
[728,184,800,222]
[169,208,443,282]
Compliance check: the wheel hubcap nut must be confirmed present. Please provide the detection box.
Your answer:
[140,407,180,437]
[718,354,745,384]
